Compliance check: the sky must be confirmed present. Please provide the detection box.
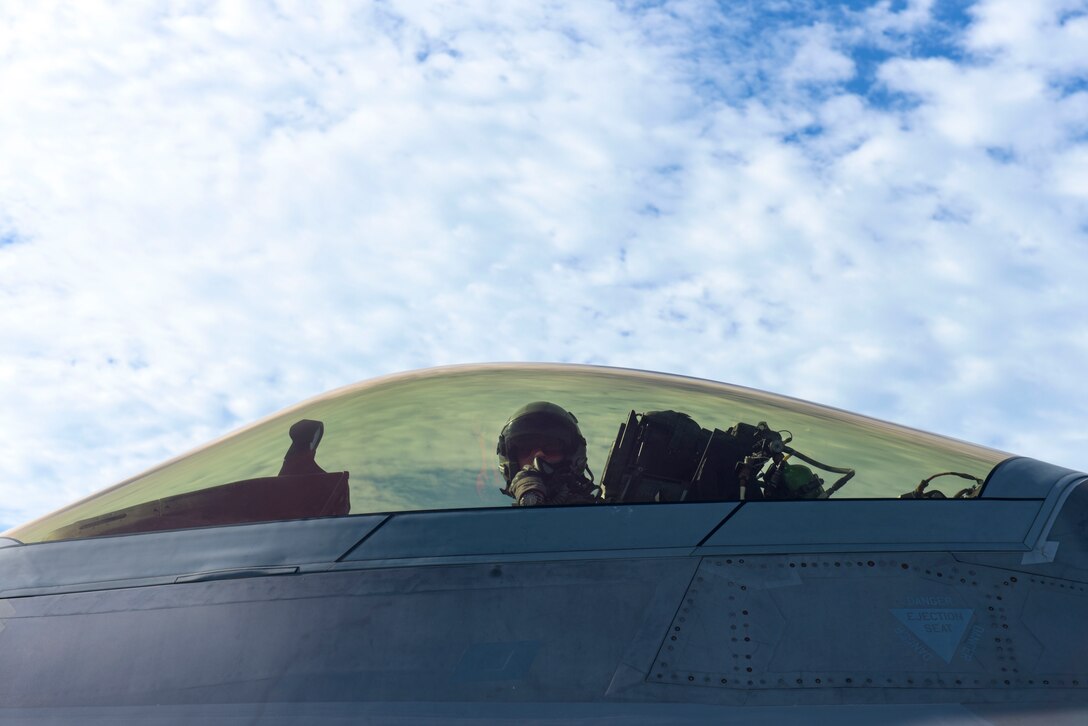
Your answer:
[1,0,1087,530]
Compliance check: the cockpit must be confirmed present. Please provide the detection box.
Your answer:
[4,364,1007,544]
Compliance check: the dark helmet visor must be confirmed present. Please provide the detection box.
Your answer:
[506,434,566,460]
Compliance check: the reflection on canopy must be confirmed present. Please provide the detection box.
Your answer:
[5,364,1007,543]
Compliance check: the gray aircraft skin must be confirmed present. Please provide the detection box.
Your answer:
[0,364,1085,724]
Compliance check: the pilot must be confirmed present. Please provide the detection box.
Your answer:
[497,401,598,506]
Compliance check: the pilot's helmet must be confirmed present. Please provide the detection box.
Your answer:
[497,401,588,484]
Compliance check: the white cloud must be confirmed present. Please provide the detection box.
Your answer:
[782,23,856,86]
[1054,147,1088,199]
[1,0,1088,528]
[967,0,1088,75]
[862,0,936,34]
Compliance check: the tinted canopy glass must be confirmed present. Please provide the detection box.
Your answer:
[6,364,1007,543]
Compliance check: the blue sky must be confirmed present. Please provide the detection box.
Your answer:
[1,0,1087,529]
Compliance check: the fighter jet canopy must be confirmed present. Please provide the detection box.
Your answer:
[5,364,1006,543]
